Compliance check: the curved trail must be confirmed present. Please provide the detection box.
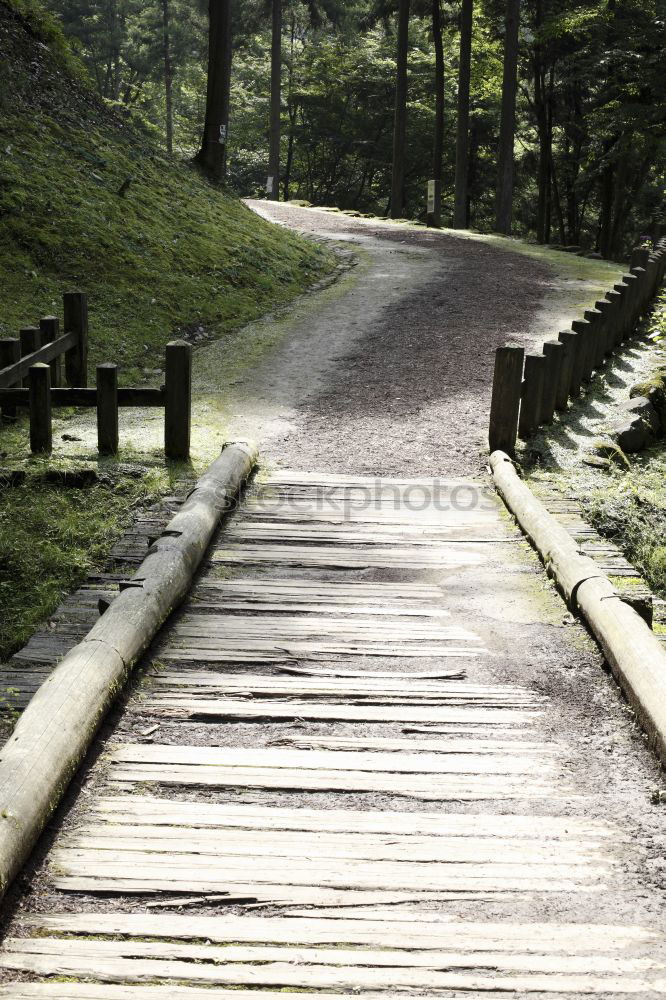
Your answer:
[1,207,666,997]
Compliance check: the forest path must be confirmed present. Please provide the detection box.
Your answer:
[196,201,618,477]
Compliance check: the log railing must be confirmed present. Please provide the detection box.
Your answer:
[0,293,192,460]
[489,240,666,454]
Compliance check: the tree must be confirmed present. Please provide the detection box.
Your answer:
[390,0,410,218]
[161,0,174,154]
[195,0,232,182]
[495,0,520,233]
[267,0,282,198]
[427,0,444,227]
[453,0,473,227]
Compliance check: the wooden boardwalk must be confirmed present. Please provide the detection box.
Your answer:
[2,470,666,996]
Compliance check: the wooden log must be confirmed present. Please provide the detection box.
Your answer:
[63,291,88,387]
[518,354,545,440]
[28,364,52,454]
[621,272,639,330]
[604,288,624,348]
[555,331,575,409]
[20,327,41,389]
[630,266,647,322]
[491,449,666,770]
[0,338,20,420]
[165,340,192,461]
[97,364,119,455]
[39,316,62,388]
[612,280,631,341]
[629,246,651,271]
[540,341,563,424]
[488,346,524,454]
[0,442,257,899]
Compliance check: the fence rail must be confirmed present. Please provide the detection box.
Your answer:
[0,293,192,460]
[489,241,666,454]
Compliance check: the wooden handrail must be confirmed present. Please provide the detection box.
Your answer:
[0,387,166,408]
[0,331,77,388]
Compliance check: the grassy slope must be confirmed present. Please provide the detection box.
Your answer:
[0,0,333,660]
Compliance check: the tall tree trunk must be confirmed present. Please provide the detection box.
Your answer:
[267,0,282,200]
[533,0,549,243]
[390,0,410,219]
[194,0,232,183]
[428,0,444,228]
[495,0,520,234]
[453,0,473,228]
[161,0,174,155]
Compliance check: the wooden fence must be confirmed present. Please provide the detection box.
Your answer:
[489,241,666,454]
[0,293,192,460]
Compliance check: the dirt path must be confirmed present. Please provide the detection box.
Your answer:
[198,201,619,476]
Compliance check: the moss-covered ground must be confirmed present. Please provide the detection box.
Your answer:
[0,0,335,661]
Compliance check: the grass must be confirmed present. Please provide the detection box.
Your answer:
[0,0,335,665]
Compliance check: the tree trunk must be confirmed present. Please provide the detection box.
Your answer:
[390,0,410,219]
[428,0,444,228]
[533,0,549,243]
[495,0,520,234]
[194,0,232,183]
[453,0,473,228]
[161,0,174,155]
[267,0,282,200]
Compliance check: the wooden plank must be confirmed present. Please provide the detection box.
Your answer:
[221,523,507,544]
[209,544,487,569]
[110,743,553,776]
[0,387,167,408]
[158,642,483,661]
[91,797,611,838]
[5,940,664,992]
[271,733,557,755]
[26,913,659,952]
[141,697,539,724]
[0,987,405,1000]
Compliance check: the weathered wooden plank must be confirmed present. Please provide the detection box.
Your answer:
[5,939,665,992]
[0,987,407,1000]
[91,797,611,838]
[209,544,487,569]
[110,743,552,776]
[141,697,538,724]
[26,913,658,952]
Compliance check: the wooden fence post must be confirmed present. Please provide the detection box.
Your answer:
[612,281,630,341]
[488,346,524,454]
[165,340,192,461]
[20,327,41,388]
[518,354,546,440]
[605,288,624,348]
[630,247,651,271]
[29,364,52,454]
[97,363,119,455]
[583,308,605,369]
[556,331,576,410]
[0,338,20,421]
[63,292,88,387]
[594,300,615,357]
[541,341,564,424]
[39,316,62,388]
[571,318,594,383]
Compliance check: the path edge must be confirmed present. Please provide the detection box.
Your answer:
[490,448,666,767]
[0,440,258,897]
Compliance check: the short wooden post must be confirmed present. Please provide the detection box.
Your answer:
[518,354,546,440]
[20,327,41,388]
[613,281,630,341]
[630,266,647,321]
[622,272,639,331]
[165,340,192,460]
[605,288,624,348]
[556,331,576,410]
[541,341,563,424]
[29,363,52,454]
[488,346,524,454]
[571,318,594,382]
[630,247,651,271]
[40,316,62,388]
[595,299,615,356]
[63,291,89,387]
[0,338,20,421]
[583,308,604,369]
[566,329,586,398]
[97,363,119,455]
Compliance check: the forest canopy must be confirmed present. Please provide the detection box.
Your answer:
[38,0,666,257]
